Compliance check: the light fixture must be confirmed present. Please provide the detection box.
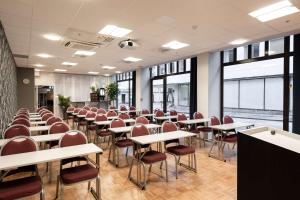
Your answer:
[102,66,116,70]
[98,25,132,37]
[88,71,99,75]
[249,0,299,22]
[123,57,142,62]
[54,69,67,72]
[33,64,45,67]
[74,50,96,56]
[229,39,248,45]
[35,69,43,72]
[43,34,62,41]
[37,53,52,58]
[62,62,77,66]
[115,71,122,74]
[103,74,110,77]
[162,40,190,49]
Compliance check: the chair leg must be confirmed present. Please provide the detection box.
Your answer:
[128,158,135,179]
[40,187,45,200]
[174,155,178,179]
[165,159,168,182]
[88,181,91,191]
[55,175,60,199]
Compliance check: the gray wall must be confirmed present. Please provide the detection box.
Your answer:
[17,67,35,111]
[0,21,18,135]
[140,67,151,109]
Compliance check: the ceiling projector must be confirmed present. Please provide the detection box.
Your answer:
[119,39,136,49]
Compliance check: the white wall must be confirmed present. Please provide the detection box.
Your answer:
[135,67,151,110]
[197,53,209,117]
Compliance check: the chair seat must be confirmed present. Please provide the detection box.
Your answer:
[140,150,167,164]
[61,164,98,184]
[115,139,133,147]
[215,134,237,143]
[197,127,212,132]
[79,121,87,126]
[97,130,111,137]
[0,176,42,200]
[167,145,195,155]
[88,125,97,130]
[67,116,74,119]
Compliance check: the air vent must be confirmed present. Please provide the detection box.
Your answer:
[13,54,29,59]
[64,41,99,51]
[159,48,171,53]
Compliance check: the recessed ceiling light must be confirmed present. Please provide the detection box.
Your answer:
[54,69,67,72]
[37,53,52,58]
[229,39,248,45]
[35,69,43,72]
[249,0,299,22]
[33,64,45,67]
[103,74,110,77]
[102,66,116,70]
[162,40,190,49]
[74,50,96,56]
[88,71,99,75]
[98,25,132,37]
[62,62,77,66]
[123,57,142,62]
[115,71,122,74]
[43,34,62,41]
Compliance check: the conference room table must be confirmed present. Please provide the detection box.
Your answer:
[129,130,196,189]
[29,125,50,133]
[29,116,42,121]
[30,121,47,126]
[107,124,161,167]
[154,115,178,124]
[178,118,210,131]
[0,143,103,199]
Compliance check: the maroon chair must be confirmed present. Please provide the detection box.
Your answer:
[94,114,111,147]
[11,118,31,127]
[41,113,54,121]
[223,115,234,124]
[135,116,149,125]
[118,113,130,120]
[83,106,90,111]
[0,136,45,199]
[108,119,133,167]
[155,110,165,124]
[66,107,75,124]
[119,105,127,111]
[38,108,49,115]
[36,107,44,112]
[162,121,196,179]
[129,106,137,118]
[72,108,81,127]
[141,109,150,114]
[106,110,118,118]
[222,115,237,146]
[14,114,29,120]
[16,111,29,117]
[177,113,188,130]
[56,131,99,199]
[40,110,52,117]
[169,110,178,122]
[66,107,75,113]
[193,112,212,147]
[90,107,98,112]
[46,116,62,125]
[128,124,168,189]
[109,105,116,110]
[97,108,106,114]
[86,111,97,141]
[77,109,88,131]
[47,122,70,148]
[2,124,30,139]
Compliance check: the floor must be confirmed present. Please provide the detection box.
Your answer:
[25,135,237,200]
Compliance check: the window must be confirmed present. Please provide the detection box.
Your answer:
[116,71,135,108]
[237,46,248,61]
[252,42,265,58]
[290,56,293,131]
[290,35,294,52]
[178,60,184,72]
[269,37,284,55]
[159,64,165,75]
[151,66,157,77]
[224,49,234,63]
[166,63,171,74]
[186,58,191,71]
[172,62,177,73]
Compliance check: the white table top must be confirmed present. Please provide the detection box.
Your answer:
[85,117,96,121]
[178,118,210,125]
[29,117,42,121]
[30,121,47,126]
[210,122,254,131]
[66,111,74,113]
[240,126,300,154]
[130,130,196,145]
[29,112,39,115]
[29,125,50,132]
[139,113,155,117]
[107,116,118,120]
[0,143,103,171]
[77,115,86,118]
[0,133,65,147]
[154,115,178,120]
[108,124,161,133]
[94,118,135,126]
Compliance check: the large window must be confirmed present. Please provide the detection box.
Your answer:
[116,71,135,108]
[222,36,294,131]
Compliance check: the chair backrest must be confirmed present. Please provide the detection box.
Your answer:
[155,110,164,117]
[193,112,204,119]
[38,108,49,115]
[211,116,221,126]
[141,109,150,114]
[46,116,63,125]
[59,130,87,147]
[67,107,75,112]
[129,106,136,111]
[1,136,38,156]
[3,124,30,139]
[90,107,98,112]
[107,110,118,117]
[177,113,187,121]
[41,110,52,116]
[120,105,127,111]
[162,121,179,145]
[83,106,90,110]
[135,116,149,124]
[109,105,116,109]
[118,113,130,120]
[17,111,29,117]
[14,114,29,120]
[131,124,149,137]
[78,109,88,115]
[170,110,177,116]
[42,113,54,121]
[73,108,81,114]
[49,122,70,134]
[97,108,106,114]
[37,107,44,112]
[223,115,234,124]
[154,108,160,113]
[95,114,108,121]
[86,111,96,118]
[110,119,126,128]
[11,118,31,127]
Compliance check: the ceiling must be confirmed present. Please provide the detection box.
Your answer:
[1,0,300,75]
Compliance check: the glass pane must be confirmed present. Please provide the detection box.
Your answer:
[172,62,177,73]
[166,73,190,114]
[166,63,171,74]
[269,37,284,55]
[152,66,158,77]
[152,79,164,111]
[224,58,284,129]
[159,64,165,75]
[185,58,191,71]
[129,80,133,106]
[126,72,129,79]
[290,35,294,52]
[223,49,234,63]
[178,60,184,72]
[117,81,130,108]
[129,71,133,79]
[123,73,126,80]
[237,46,248,61]
[290,56,293,131]
[252,42,265,58]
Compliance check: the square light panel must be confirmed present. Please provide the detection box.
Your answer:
[162,40,190,49]
[54,69,67,72]
[88,71,99,75]
[98,25,132,37]
[102,66,116,70]
[33,64,45,67]
[62,62,77,66]
[229,39,248,45]
[123,57,142,62]
[37,53,52,58]
[74,50,96,56]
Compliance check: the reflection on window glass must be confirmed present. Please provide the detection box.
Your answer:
[152,79,164,111]
[118,81,130,108]
[172,62,177,73]
[186,58,191,71]
[159,64,165,75]
[166,63,171,74]
[129,72,132,79]
[224,49,234,63]
[269,37,284,55]
[289,56,293,131]
[252,42,265,58]
[237,46,248,61]
[152,66,157,77]
[290,35,294,52]
[178,60,184,72]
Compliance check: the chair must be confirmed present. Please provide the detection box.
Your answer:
[161,121,196,179]
[135,116,149,125]
[94,114,111,148]
[97,108,106,114]
[40,110,52,117]
[128,124,168,189]
[14,114,29,120]
[108,119,133,167]
[11,118,31,127]
[48,122,70,148]
[141,109,150,114]
[0,136,45,200]
[86,111,97,141]
[77,109,88,131]
[37,107,44,112]
[38,108,49,115]
[177,113,188,130]
[109,105,116,110]
[222,115,238,145]
[83,106,90,110]
[90,107,98,112]
[66,107,75,124]
[2,124,30,139]
[118,113,130,120]
[106,110,118,118]
[193,112,212,147]
[119,105,127,111]
[46,116,63,125]
[155,110,164,124]
[129,106,137,118]
[72,108,81,128]
[16,111,29,117]
[41,113,54,121]
[169,110,177,122]
[55,131,99,199]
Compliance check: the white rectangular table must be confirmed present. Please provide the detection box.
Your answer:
[30,121,47,126]
[210,122,254,131]
[94,118,135,126]
[178,118,210,125]
[29,116,42,121]
[139,113,155,117]
[108,124,161,133]
[29,125,50,133]
[154,115,178,121]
